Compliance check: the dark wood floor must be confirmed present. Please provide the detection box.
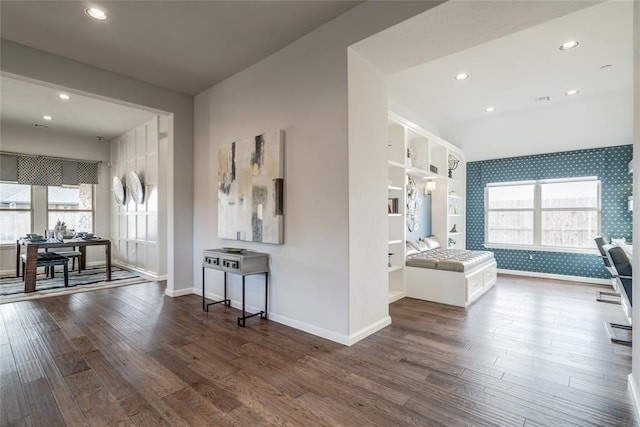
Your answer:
[1,274,636,426]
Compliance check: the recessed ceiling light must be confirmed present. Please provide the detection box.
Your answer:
[485,107,496,112]
[455,73,469,80]
[58,93,70,101]
[559,40,579,51]
[42,115,53,121]
[565,89,579,96]
[85,7,108,21]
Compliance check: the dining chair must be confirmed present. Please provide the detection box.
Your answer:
[44,229,82,275]
[602,244,632,346]
[594,236,621,304]
[21,252,70,288]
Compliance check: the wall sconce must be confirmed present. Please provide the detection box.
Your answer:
[448,154,460,178]
[425,181,436,195]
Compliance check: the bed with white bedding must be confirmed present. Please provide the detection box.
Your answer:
[404,237,497,308]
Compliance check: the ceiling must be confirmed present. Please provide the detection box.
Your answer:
[0,0,361,139]
[0,1,632,159]
[384,1,633,161]
[0,75,157,140]
[0,1,361,96]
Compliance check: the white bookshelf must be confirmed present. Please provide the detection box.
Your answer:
[386,112,466,303]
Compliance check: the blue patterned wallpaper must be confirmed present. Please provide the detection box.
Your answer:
[466,145,633,279]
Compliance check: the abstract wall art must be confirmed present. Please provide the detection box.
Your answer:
[218,130,284,244]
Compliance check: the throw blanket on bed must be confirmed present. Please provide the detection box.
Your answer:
[406,248,494,273]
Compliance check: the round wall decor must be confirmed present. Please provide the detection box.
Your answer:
[126,171,145,204]
[112,176,126,205]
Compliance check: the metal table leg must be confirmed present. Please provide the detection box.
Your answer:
[203,270,231,312]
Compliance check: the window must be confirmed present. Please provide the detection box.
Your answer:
[486,178,600,250]
[486,184,534,245]
[48,184,94,232]
[0,183,32,244]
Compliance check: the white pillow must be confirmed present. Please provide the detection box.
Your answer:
[415,240,430,252]
[406,240,420,255]
[421,236,441,249]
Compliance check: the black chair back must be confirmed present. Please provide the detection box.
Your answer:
[594,236,611,267]
[603,244,632,306]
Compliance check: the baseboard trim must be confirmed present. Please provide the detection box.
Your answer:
[497,269,610,286]
[165,287,193,298]
[192,287,352,345]
[628,374,640,422]
[348,316,392,345]
[113,261,164,282]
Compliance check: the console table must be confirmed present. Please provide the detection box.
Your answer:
[202,248,269,326]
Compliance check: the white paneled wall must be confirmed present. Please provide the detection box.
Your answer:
[110,116,167,279]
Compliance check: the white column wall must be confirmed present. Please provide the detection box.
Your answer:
[194,2,437,344]
[347,49,391,342]
[0,122,110,273]
[110,116,167,280]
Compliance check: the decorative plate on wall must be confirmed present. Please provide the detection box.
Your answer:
[126,171,145,204]
[112,176,126,205]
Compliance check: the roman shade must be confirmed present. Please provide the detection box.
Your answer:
[0,153,99,185]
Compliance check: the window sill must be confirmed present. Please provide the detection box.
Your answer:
[483,243,599,255]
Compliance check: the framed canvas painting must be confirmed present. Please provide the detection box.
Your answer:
[218,130,284,244]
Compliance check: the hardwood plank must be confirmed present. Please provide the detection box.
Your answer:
[0,372,29,425]
[106,341,187,397]
[52,351,90,377]
[2,416,33,427]
[16,359,44,384]
[82,349,169,426]
[0,276,634,426]
[51,385,90,427]
[64,369,132,426]
[148,346,241,414]
[27,338,66,390]
[21,378,66,427]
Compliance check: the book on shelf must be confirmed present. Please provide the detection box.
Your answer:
[388,197,399,214]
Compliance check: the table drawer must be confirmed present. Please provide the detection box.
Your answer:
[203,255,220,267]
[221,257,240,271]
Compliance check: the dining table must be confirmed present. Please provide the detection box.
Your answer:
[16,238,112,293]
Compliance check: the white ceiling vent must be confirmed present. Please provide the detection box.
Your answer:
[534,96,551,103]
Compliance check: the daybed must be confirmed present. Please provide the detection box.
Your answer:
[405,237,497,308]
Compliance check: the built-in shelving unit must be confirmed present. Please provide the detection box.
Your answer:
[386,112,466,303]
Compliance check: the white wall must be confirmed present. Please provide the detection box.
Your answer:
[0,122,110,273]
[194,2,439,344]
[629,0,640,415]
[110,116,167,280]
[1,40,194,294]
[347,49,391,341]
